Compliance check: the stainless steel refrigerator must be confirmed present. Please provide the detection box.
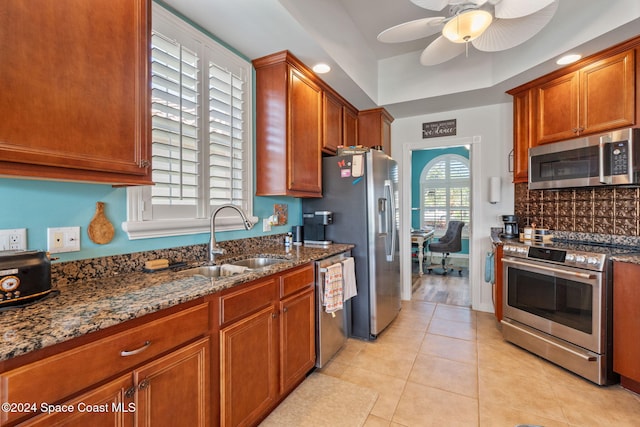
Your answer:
[303,150,401,340]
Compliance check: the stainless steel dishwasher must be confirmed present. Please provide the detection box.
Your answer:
[315,251,351,368]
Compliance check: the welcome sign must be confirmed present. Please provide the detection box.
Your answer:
[422,119,456,138]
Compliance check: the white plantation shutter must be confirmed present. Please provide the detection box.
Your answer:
[421,154,470,234]
[208,63,246,207]
[124,5,253,239]
[150,32,200,218]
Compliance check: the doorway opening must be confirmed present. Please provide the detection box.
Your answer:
[399,136,481,310]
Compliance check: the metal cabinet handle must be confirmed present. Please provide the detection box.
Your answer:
[271,312,278,319]
[120,340,151,357]
[138,379,150,390]
[124,386,136,399]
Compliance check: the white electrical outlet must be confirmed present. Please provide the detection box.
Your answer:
[263,218,272,232]
[47,227,81,253]
[0,228,27,251]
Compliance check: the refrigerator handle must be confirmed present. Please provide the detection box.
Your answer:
[384,180,396,262]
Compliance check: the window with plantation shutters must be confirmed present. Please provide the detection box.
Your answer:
[124,4,254,239]
[420,154,470,235]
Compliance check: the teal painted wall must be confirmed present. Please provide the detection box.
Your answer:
[0,178,300,261]
[411,146,470,255]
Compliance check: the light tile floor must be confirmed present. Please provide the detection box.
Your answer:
[318,301,640,426]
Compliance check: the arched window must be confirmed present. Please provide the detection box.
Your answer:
[420,154,470,235]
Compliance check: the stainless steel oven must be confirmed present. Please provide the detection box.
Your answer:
[501,242,619,385]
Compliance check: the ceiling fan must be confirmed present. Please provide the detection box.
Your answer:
[377,0,559,66]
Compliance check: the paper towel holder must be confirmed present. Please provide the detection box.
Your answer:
[489,176,501,204]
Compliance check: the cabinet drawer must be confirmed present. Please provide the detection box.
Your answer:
[0,303,209,425]
[220,278,278,325]
[280,264,314,298]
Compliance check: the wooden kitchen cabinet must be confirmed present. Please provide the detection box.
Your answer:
[511,90,534,183]
[493,244,504,322]
[322,91,358,154]
[0,301,210,426]
[357,108,394,155]
[219,263,315,426]
[613,261,640,394]
[22,338,209,427]
[0,0,151,185]
[536,50,635,144]
[254,51,323,197]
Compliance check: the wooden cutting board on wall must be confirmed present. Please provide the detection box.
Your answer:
[88,201,115,244]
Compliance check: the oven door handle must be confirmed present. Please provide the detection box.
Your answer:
[502,320,597,362]
[504,259,596,280]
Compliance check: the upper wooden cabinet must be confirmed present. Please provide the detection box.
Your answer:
[512,90,534,183]
[0,0,152,185]
[254,51,323,197]
[508,37,640,183]
[322,90,358,154]
[536,50,635,144]
[358,108,394,155]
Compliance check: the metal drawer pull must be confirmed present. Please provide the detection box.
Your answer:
[505,259,596,280]
[120,340,151,357]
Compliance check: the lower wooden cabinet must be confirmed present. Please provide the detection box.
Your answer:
[613,261,640,393]
[0,302,210,427]
[218,263,315,427]
[220,305,279,427]
[21,338,209,427]
[493,244,504,322]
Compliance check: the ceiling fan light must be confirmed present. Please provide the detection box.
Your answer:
[442,9,493,43]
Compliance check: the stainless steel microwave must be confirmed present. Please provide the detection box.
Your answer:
[529,128,640,189]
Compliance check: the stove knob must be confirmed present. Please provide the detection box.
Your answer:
[575,255,587,264]
[587,257,600,266]
[565,253,576,262]
[517,247,528,255]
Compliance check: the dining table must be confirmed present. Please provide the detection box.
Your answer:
[411,229,436,276]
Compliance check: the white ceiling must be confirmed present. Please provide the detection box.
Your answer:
[160,0,640,118]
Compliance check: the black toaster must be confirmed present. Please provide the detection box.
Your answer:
[0,250,52,308]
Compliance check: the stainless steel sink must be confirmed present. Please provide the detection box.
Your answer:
[177,265,224,278]
[230,257,286,269]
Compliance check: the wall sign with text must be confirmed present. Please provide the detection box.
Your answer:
[422,119,456,138]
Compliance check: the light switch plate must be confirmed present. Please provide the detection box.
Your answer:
[47,226,81,253]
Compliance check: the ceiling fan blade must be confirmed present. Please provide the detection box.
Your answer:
[472,0,558,52]
[377,17,445,43]
[411,0,488,11]
[493,0,556,19]
[420,35,466,66]
[410,0,450,11]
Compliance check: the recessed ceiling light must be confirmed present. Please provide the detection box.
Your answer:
[312,63,331,74]
[556,54,582,65]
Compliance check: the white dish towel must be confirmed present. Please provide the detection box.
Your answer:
[323,262,343,313]
[341,257,357,301]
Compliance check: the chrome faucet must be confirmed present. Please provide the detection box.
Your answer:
[209,204,254,263]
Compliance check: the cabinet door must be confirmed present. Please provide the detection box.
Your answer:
[536,72,579,144]
[220,306,278,427]
[580,50,636,135]
[493,245,504,322]
[0,0,151,185]
[280,287,316,393]
[343,106,358,148]
[322,91,343,154]
[134,338,209,427]
[20,375,135,427]
[613,262,640,382]
[512,90,533,183]
[288,67,322,196]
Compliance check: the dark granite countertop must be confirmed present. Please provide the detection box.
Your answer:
[0,243,353,362]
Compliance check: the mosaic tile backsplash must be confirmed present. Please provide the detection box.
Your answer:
[514,183,640,236]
